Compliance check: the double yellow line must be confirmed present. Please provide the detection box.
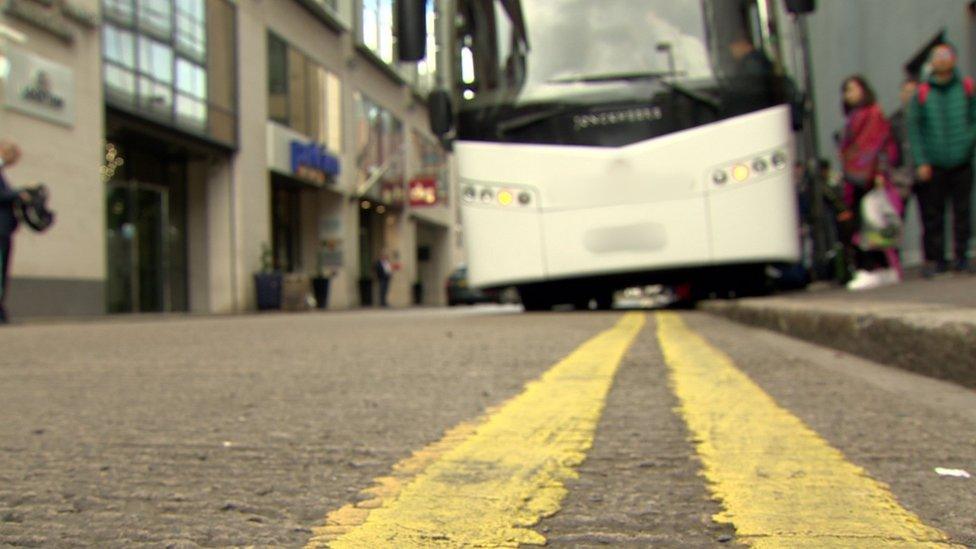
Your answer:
[307,312,961,548]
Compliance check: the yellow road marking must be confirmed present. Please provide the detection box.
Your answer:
[656,312,962,548]
[307,313,645,548]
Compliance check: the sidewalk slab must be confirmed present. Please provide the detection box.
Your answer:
[700,277,976,388]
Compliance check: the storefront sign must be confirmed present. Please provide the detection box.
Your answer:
[290,140,340,186]
[267,121,342,187]
[408,177,439,207]
[3,0,99,44]
[3,47,74,127]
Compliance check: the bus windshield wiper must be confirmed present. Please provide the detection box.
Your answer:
[495,106,574,136]
[657,80,720,111]
[546,71,720,111]
[546,71,675,85]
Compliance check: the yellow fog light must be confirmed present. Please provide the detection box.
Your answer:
[498,190,514,206]
[732,164,751,182]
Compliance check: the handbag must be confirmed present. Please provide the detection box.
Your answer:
[859,187,902,250]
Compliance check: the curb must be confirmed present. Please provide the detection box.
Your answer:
[700,299,976,389]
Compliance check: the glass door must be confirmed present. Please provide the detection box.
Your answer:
[106,181,170,313]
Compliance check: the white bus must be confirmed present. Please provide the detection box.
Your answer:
[398,0,814,310]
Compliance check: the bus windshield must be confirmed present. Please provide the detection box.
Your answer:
[456,0,788,147]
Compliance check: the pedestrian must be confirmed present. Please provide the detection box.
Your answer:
[888,78,919,206]
[837,75,903,290]
[725,34,777,115]
[0,139,30,324]
[907,43,976,276]
[375,251,393,307]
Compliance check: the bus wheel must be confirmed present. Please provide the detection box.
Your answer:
[593,292,614,311]
[518,287,552,312]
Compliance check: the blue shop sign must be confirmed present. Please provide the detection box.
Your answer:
[290,141,340,185]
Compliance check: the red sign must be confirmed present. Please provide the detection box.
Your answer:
[408,178,439,207]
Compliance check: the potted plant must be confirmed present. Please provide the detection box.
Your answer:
[254,243,283,311]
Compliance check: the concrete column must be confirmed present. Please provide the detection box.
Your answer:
[232,2,272,311]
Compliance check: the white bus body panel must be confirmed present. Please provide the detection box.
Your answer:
[457,107,800,288]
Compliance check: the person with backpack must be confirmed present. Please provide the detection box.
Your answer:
[838,76,903,290]
[908,43,976,276]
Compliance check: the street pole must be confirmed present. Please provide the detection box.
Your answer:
[795,13,828,278]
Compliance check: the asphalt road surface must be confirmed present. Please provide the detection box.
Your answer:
[1,307,973,548]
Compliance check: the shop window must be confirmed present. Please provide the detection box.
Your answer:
[360,0,394,64]
[176,0,207,62]
[105,0,135,25]
[411,130,448,202]
[105,65,137,100]
[287,47,309,135]
[176,58,207,99]
[102,0,238,146]
[104,25,136,68]
[138,76,173,115]
[266,33,343,151]
[138,0,173,39]
[355,92,404,204]
[138,36,174,83]
[268,34,289,126]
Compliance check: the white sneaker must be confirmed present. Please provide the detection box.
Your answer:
[876,268,900,286]
[847,270,882,291]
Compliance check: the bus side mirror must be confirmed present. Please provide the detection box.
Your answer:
[396,0,428,62]
[428,89,454,140]
[784,0,815,14]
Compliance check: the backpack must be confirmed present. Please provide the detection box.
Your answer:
[917,76,975,105]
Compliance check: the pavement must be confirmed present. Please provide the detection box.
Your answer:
[701,273,976,388]
[0,307,973,547]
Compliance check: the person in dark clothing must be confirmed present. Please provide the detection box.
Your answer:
[0,140,29,324]
[888,78,919,205]
[907,43,976,276]
[725,35,777,115]
[374,252,393,308]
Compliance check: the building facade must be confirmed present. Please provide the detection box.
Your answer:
[0,0,460,318]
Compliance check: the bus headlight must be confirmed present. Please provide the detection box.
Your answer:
[480,189,495,203]
[518,191,532,205]
[463,186,477,202]
[497,190,514,206]
[731,165,751,182]
[753,158,769,173]
[712,170,728,185]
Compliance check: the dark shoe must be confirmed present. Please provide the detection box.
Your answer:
[922,261,949,279]
[955,258,976,274]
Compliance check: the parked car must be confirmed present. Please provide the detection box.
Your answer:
[447,266,500,306]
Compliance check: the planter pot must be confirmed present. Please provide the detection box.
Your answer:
[254,272,283,311]
[312,277,331,309]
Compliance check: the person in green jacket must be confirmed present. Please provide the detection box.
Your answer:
[907,43,976,276]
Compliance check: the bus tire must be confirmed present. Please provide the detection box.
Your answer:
[518,287,552,312]
[594,292,614,311]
